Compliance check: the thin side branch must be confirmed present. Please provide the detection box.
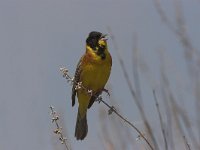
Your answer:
[49,106,70,150]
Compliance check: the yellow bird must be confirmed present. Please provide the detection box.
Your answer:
[72,31,112,140]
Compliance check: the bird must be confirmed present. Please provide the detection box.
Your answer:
[71,31,112,140]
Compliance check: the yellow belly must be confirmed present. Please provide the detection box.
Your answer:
[76,48,112,116]
[77,59,111,116]
[80,62,111,92]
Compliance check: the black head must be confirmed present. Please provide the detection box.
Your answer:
[86,31,103,49]
[86,31,108,60]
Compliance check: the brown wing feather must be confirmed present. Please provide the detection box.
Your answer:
[87,91,102,109]
[72,57,83,107]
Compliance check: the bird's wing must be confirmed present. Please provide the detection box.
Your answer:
[87,91,102,109]
[72,57,83,107]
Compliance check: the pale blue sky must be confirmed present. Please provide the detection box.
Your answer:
[0,0,200,150]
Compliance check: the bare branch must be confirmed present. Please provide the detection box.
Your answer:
[49,106,71,150]
[60,67,154,150]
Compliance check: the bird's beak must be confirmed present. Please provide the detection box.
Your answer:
[100,34,108,41]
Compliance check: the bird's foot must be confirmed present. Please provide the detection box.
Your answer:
[102,88,110,97]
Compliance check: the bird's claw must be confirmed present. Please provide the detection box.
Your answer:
[102,88,110,97]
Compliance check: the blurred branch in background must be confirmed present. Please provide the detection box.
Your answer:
[153,90,168,150]
[159,48,199,150]
[153,0,198,62]
[107,28,159,150]
[153,0,200,149]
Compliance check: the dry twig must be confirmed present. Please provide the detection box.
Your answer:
[49,106,70,150]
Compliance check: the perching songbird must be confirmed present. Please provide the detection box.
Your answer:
[72,31,112,140]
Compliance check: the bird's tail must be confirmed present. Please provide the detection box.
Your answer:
[75,109,88,140]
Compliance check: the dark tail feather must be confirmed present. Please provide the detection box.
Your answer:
[75,110,88,140]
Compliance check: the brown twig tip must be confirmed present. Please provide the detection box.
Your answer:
[52,116,59,123]
[75,82,82,90]
[54,128,62,134]
[60,67,68,77]
[60,67,155,150]
[49,106,70,150]
[60,67,74,83]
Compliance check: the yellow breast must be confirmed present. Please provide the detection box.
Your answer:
[80,48,112,92]
[81,62,111,92]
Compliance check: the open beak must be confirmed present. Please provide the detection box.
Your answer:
[100,34,108,41]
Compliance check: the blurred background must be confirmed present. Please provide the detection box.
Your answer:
[0,0,200,149]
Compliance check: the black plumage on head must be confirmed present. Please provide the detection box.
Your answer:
[86,31,102,49]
